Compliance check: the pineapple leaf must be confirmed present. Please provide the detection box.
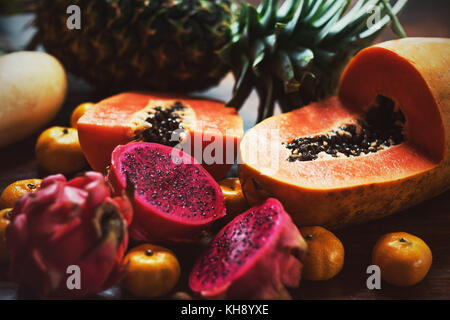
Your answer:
[260,0,279,30]
[227,57,252,108]
[327,0,368,36]
[380,0,407,37]
[234,55,250,95]
[360,0,408,38]
[246,6,262,40]
[358,0,406,38]
[264,34,277,54]
[289,48,314,69]
[303,0,325,22]
[227,79,253,109]
[251,39,266,63]
[312,0,348,28]
[257,0,271,15]
[277,0,302,22]
[256,75,275,121]
[236,2,249,34]
[273,50,299,94]
[251,39,266,71]
[306,2,348,45]
[222,0,408,122]
[283,0,305,37]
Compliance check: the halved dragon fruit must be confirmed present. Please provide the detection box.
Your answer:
[189,198,308,299]
[107,142,226,242]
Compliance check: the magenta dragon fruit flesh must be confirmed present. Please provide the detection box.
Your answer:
[107,142,226,243]
[189,198,308,299]
[6,172,132,298]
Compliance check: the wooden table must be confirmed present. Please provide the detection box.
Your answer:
[1,0,449,300]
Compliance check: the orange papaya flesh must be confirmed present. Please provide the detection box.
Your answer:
[340,39,446,162]
[77,92,243,180]
[239,38,450,228]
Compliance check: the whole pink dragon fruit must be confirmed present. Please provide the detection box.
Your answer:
[6,172,132,298]
[189,198,308,300]
[107,142,226,243]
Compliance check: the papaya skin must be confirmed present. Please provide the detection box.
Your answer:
[239,38,450,229]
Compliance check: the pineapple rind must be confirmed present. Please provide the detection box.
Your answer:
[35,0,233,92]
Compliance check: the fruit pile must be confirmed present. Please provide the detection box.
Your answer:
[0,0,448,301]
[0,141,308,298]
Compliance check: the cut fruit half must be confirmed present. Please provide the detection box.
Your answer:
[77,92,244,180]
[107,142,226,242]
[189,198,307,299]
[239,38,450,228]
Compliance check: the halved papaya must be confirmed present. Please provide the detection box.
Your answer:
[239,38,450,228]
[77,92,243,180]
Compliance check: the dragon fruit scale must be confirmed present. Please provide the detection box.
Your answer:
[107,142,226,243]
[6,172,132,298]
[189,198,308,300]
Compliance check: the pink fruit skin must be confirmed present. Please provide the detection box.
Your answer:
[6,172,132,298]
[107,142,226,243]
[189,198,307,300]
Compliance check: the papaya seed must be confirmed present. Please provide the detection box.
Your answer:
[286,95,405,162]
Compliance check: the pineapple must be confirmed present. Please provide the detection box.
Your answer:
[35,0,233,92]
[35,0,407,121]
